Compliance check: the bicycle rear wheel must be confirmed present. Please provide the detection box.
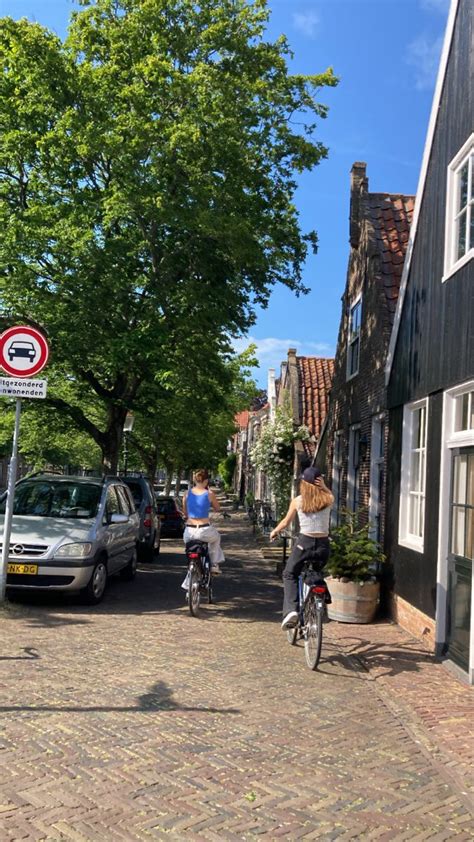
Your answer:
[188,566,201,617]
[304,596,323,670]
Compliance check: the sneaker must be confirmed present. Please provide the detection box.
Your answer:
[211,564,221,575]
[281,611,298,630]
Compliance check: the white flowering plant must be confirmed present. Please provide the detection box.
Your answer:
[249,398,311,517]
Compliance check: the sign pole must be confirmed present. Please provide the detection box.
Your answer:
[0,398,21,603]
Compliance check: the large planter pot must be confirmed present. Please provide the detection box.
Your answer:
[326,576,380,624]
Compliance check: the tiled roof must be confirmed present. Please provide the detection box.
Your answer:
[234,411,249,429]
[296,357,334,453]
[368,194,415,324]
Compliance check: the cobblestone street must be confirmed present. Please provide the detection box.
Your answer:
[1,515,473,840]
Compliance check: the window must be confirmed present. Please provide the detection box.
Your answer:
[347,297,362,379]
[444,134,474,279]
[399,400,428,551]
[116,485,133,515]
[347,425,361,512]
[370,416,386,542]
[454,390,474,433]
[331,431,343,526]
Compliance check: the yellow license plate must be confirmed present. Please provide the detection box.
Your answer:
[7,563,38,575]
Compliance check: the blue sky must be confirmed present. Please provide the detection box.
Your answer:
[0,0,450,385]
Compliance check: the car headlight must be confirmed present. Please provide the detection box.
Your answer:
[55,543,93,558]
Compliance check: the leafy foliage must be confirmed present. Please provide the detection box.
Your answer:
[218,452,237,490]
[249,396,310,516]
[327,509,386,583]
[0,3,336,470]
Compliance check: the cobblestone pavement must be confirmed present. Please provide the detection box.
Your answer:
[1,514,473,841]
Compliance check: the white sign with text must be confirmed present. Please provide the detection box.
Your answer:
[0,377,47,399]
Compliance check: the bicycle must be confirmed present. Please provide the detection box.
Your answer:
[286,563,330,670]
[184,539,213,617]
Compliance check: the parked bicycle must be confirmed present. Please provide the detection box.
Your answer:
[185,540,213,617]
[286,562,330,670]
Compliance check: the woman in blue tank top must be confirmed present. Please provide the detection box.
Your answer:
[182,469,225,573]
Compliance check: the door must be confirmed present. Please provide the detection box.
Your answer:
[447,448,473,671]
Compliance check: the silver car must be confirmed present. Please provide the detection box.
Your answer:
[0,474,140,604]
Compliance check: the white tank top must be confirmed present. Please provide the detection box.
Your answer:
[295,496,331,535]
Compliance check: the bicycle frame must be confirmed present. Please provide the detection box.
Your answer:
[186,542,212,616]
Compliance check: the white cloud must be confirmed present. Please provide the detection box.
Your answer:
[234,335,334,384]
[420,0,450,13]
[292,10,320,38]
[405,34,443,91]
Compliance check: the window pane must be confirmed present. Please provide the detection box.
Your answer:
[457,210,467,260]
[409,494,419,536]
[467,455,474,507]
[459,162,469,210]
[466,508,474,561]
[452,506,465,556]
[411,451,421,491]
[460,393,470,431]
[419,497,425,539]
[453,455,467,505]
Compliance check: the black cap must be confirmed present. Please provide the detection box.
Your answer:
[301,466,322,485]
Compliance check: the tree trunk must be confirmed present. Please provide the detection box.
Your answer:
[174,469,182,497]
[144,452,158,481]
[100,406,128,475]
[164,463,174,496]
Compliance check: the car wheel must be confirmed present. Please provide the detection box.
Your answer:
[121,547,138,580]
[83,558,108,604]
[139,541,154,563]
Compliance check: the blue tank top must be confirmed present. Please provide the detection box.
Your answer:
[187,490,211,519]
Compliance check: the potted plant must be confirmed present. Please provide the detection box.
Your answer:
[325,509,386,623]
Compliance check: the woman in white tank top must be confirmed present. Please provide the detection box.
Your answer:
[270,466,334,630]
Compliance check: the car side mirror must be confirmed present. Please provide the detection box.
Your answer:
[110,513,129,524]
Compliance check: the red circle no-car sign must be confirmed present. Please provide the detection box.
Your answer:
[0,326,49,378]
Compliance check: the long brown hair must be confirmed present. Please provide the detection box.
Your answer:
[300,479,333,513]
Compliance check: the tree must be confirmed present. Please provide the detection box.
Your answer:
[0,3,337,470]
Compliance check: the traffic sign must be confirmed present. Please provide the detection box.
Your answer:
[0,325,49,378]
[0,377,47,399]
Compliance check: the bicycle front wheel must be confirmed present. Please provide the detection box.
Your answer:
[304,596,323,670]
[188,566,201,617]
[286,625,298,645]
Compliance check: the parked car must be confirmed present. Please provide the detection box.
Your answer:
[0,474,140,604]
[157,496,185,538]
[122,475,161,560]
[153,484,165,496]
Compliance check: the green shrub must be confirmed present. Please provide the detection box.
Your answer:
[327,509,386,583]
[218,452,237,489]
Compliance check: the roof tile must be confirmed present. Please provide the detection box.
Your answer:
[295,357,334,451]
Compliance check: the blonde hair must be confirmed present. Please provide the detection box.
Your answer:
[193,469,209,484]
[300,479,333,513]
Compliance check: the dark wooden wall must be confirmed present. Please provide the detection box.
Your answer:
[388,0,474,408]
[385,393,443,619]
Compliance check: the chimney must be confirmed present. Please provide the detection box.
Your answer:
[350,162,368,249]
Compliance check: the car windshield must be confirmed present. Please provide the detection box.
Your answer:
[0,480,102,519]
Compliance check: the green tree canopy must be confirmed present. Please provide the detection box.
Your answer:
[0,2,337,470]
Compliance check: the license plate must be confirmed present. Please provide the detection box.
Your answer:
[7,563,38,575]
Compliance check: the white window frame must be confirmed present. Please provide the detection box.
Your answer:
[443,133,474,282]
[399,398,428,553]
[346,295,362,380]
[347,424,361,512]
[331,430,343,526]
[369,413,386,542]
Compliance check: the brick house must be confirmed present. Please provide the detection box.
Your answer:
[319,163,414,546]
[276,349,334,487]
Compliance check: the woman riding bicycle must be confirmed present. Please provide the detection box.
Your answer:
[270,467,333,630]
[182,469,225,573]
